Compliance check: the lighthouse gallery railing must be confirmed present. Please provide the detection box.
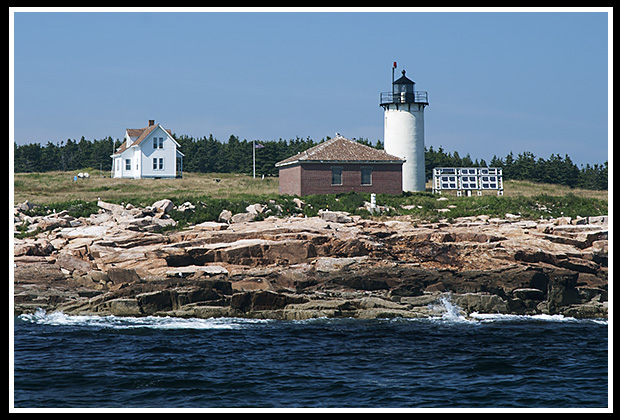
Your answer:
[380,91,428,106]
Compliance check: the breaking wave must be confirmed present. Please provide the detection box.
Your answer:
[17,304,607,330]
[17,308,270,330]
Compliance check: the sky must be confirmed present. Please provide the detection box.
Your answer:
[10,8,611,166]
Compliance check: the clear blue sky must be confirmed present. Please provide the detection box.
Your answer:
[11,9,610,166]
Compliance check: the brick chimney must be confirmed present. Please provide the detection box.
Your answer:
[148,119,155,126]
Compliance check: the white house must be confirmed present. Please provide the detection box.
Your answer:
[111,120,183,179]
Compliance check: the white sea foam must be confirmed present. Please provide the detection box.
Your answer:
[470,312,608,325]
[18,309,270,330]
[470,312,572,322]
[18,307,607,328]
[424,295,608,325]
[426,294,475,324]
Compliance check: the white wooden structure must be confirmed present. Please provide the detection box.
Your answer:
[111,120,183,179]
[432,167,504,196]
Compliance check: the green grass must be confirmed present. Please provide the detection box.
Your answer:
[13,171,280,205]
[377,192,607,221]
[14,171,608,226]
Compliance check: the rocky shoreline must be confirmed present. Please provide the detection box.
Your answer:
[13,199,608,320]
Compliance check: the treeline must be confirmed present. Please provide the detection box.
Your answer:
[11,135,328,177]
[426,146,608,190]
[13,135,607,190]
[13,137,119,174]
[176,134,326,176]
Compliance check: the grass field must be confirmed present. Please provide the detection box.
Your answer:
[13,171,280,205]
[13,170,608,223]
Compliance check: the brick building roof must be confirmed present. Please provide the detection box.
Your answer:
[275,136,404,168]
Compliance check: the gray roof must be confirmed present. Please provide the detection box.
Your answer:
[394,70,415,85]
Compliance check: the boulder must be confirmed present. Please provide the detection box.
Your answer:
[562,302,608,319]
[319,210,352,224]
[245,203,264,214]
[588,215,608,225]
[14,258,67,283]
[38,217,71,231]
[171,287,223,309]
[136,290,173,314]
[218,209,233,223]
[230,212,255,224]
[177,202,195,212]
[195,221,229,231]
[454,293,509,314]
[97,199,125,213]
[151,199,174,214]
[15,201,35,212]
[99,298,142,316]
[56,253,92,275]
[60,225,109,239]
[230,291,307,313]
[14,239,54,257]
[315,256,366,273]
[546,270,583,314]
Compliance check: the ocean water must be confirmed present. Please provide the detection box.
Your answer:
[12,301,609,409]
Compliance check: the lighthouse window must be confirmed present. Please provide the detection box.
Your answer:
[361,167,372,186]
[331,167,343,186]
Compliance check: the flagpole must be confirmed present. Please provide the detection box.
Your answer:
[253,139,256,179]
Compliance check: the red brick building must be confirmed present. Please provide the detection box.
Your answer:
[275,136,404,196]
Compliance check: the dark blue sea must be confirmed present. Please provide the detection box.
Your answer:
[12,304,609,409]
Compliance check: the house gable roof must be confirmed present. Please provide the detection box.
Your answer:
[113,123,177,156]
[275,136,404,167]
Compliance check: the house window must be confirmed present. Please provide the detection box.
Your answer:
[331,167,342,186]
[153,137,164,149]
[361,167,372,185]
[153,157,164,170]
[125,159,131,170]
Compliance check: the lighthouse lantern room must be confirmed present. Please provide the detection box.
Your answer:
[380,62,428,192]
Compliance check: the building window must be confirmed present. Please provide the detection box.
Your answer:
[125,159,131,170]
[153,157,164,170]
[153,158,158,170]
[158,157,164,170]
[331,167,342,186]
[361,167,372,185]
[153,137,164,149]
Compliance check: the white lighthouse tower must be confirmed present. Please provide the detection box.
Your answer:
[380,62,429,192]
